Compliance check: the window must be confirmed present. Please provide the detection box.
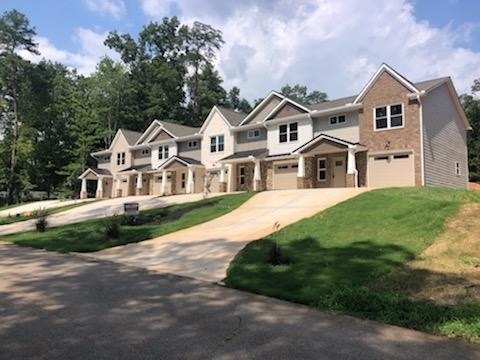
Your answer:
[239,166,245,185]
[158,145,169,160]
[210,135,224,152]
[247,129,260,139]
[187,140,198,149]
[141,149,150,155]
[116,152,125,165]
[181,173,186,188]
[375,104,403,130]
[329,115,346,125]
[279,122,298,143]
[455,162,461,176]
[318,158,327,181]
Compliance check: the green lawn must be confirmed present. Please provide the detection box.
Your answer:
[0,200,100,225]
[225,187,480,342]
[1,192,254,253]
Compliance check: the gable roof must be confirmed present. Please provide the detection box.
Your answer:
[156,155,203,170]
[353,63,419,104]
[199,106,237,134]
[121,129,142,146]
[78,167,112,179]
[239,91,285,125]
[293,133,360,154]
[216,106,246,126]
[136,120,199,145]
[264,97,311,121]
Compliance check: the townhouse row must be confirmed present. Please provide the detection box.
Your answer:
[79,63,471,198]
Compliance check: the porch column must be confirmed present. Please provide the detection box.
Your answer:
[115,176,122,197]
[297,155,305,177]
[187,166,194,194]
[219,166,227,192]
[253,160,261,191]
[161,170,167,195]
[136,172,143,195]
[347,146,357,188]
[96,177,103,198]
[80,178,87,199]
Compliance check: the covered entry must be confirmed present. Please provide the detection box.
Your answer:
[368,152,414,188]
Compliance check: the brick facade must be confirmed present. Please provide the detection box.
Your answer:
[358,71,422,186]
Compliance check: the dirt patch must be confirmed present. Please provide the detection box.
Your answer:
[384,202,480,305]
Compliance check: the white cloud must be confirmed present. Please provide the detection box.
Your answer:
[141,0,480,101]
[18,28,119,75]
[85,0,126,19]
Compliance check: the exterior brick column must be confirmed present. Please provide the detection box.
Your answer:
[346,174,356,188]
[219,182,227,192]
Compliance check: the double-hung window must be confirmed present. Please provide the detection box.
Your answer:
[374,104,403,130]
[158,145,169,160]
[329,115,346,125]
[116,152,125,165]
[279,122,298,143]
[210,135,224,152]
[247,129,260,139]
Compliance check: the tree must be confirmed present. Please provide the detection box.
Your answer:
[0,9,39,203]
[280,84,327,105]
[462,89,480,182]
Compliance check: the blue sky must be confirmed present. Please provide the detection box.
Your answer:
[2,0,480,102]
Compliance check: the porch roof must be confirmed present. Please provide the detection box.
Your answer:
[78,167,112,179]
[117,164,153,174]
[293,133,363,154]
[154,155,203,171]
[219,148,268,163]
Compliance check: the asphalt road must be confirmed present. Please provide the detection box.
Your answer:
[1,243,479,360]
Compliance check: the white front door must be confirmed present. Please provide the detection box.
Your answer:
[332,156,346,187]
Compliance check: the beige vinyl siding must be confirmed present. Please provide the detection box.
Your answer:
[132,149,151,166]
[177,141,201,161]
[235,128,267,152]
[422,84,468,189]
[312,111,359,142]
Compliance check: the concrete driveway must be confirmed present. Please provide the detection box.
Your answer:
[0,193,225,236]
[1,243,479,360]
[88,188,367,282]
[0,198,95,217]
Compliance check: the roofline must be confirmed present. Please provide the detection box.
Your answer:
[263,113,311,126]
[230,122,267,132]
[292,133,358,154]
[135,120,162,145]
[199,106,233,134]
[311,103,363,117]
[263,97,311,122]
[353,63,419,104]
[239,91,285,125]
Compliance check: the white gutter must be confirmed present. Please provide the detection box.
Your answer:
[310,103,363,118]
[416,93,425,186]
[230,123,267,132]
[263,113,311,127]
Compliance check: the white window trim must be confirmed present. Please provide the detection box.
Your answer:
[455,161,461,176]
[279,122,299,143]
[317,157,327,182]
[373,103,404,131]
[247,129,261,139]
[329,114,346,126]
[210,135,225,153]
[187,140,198,149]
[158,145,169,160]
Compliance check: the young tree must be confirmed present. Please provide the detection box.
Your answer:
[280,84,327,105]
[0,9,39,203]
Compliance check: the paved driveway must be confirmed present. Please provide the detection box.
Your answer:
[88,188,367,282]
[1,243,478,360]
[0,198,94,217]
[0,193,225,236]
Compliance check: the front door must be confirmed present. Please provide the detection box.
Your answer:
[332,156,346,187]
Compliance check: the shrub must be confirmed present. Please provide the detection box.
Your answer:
[33,208,49,232]
[105,215,121,240]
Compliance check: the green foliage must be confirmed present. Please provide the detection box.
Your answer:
[462,92,480,182]
[105,214,121,240]
[280,84,328,104]
[33,208,48,232]
[226,188,480,341]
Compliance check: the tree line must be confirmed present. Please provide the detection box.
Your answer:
[1,9,478,204]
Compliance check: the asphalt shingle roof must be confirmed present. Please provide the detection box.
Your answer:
[120,129,142,146]
[217,106,247,126]
[156,121,200,137]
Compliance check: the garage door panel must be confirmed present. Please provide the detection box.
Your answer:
[273,163,298,190]
[369,153,414,188]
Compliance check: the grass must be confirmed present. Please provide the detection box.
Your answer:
[0,200,100,225]
[0,192,254,253]
[225,187,480,342]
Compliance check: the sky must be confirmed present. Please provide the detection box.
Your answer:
[2,0,480,102]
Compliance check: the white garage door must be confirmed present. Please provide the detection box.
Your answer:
[368,153,415,188]
[273,163,298,190]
